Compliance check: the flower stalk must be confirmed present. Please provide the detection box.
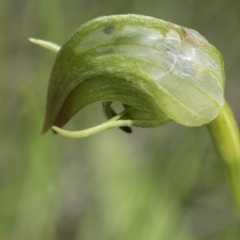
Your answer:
[207,103,240,216]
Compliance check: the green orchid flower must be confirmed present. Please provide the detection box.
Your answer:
[30,14,240,218]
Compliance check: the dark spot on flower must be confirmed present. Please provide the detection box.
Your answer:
[103,26,116,34]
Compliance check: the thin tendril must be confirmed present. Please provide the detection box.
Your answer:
[52,110,162,138]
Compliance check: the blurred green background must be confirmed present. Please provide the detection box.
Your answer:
[1,0,240,239]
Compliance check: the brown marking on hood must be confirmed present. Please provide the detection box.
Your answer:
[183,29,210,46]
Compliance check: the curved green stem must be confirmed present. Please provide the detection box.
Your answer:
[207,102,240,217]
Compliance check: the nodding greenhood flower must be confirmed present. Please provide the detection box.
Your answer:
[30,14,240,217]
[30,14,225,137]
